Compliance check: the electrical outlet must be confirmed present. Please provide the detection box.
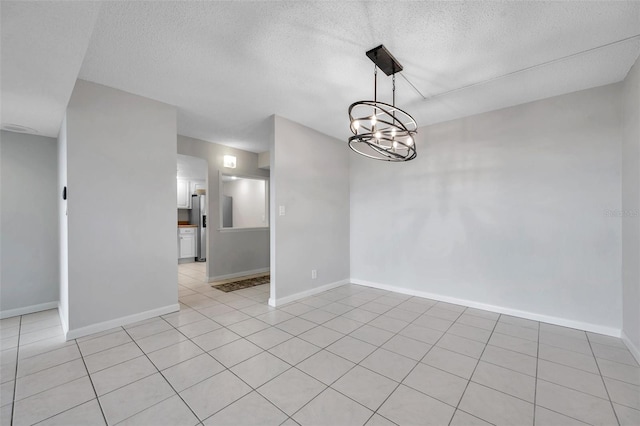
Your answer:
[311,269,317,279]
[279,205,286,216]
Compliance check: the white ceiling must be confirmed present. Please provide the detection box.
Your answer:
[1,1,100,136]
[2,1,639,153]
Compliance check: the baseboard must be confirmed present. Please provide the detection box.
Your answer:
[64,303,180,341]
[351,278,622,338]
[209,268,270,282]
[0,301,59,319]
[621,331,640,365]
[269,279,350,307]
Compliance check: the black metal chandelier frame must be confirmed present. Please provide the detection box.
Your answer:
[348,45,418,162]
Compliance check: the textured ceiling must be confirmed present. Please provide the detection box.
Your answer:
[2,2,639,152]
[0,1,100,136]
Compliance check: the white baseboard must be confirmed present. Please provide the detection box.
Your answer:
[269,279,350,307]
[64,304,180,341]
[58,304,69,335]
[0,301,59,319]
[621,331,640,365]
[351,279,622,338]
[209,268,270,282]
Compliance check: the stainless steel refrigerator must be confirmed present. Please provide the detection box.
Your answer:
[189,194,206,262]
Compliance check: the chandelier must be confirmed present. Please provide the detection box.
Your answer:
[348,45,417,162]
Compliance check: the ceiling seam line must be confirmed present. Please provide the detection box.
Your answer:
[407,33,640,101]
[398,73,428,100]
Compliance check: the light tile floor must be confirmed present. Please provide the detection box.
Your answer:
[1,262,639,425]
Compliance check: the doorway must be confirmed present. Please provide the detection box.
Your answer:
[177,154,208,287]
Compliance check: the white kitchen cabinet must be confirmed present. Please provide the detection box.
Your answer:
[191,180,206,195]
[178,228,196,259]
[177,179,191,208]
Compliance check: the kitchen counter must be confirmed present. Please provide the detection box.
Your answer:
[178,224,198,228]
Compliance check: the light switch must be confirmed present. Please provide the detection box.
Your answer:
[279,205,286,216]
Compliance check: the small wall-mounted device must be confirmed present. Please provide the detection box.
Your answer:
[62,186,67,200]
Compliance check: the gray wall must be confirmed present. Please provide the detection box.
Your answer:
[622,57,640,354]
[271,115,350,303]
[58,116,69,326]
[177,135,270,280]
[350,83,623,333]
[223,178,267,228]
[0,131,59,315]
[64,80,178,333]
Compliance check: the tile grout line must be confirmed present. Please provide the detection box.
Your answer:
[250,302,455,424]
[13,332,67,350]
[119,326,203,425]
[76,325,125,345]
[447,310,501,426]
[74,339,109,425]
[194,288,410,422]
[479,327,623,424]
[585,333,622,426]
[532,317,541,426]
[155,315,293,424]
[194,273,627,423]
[9,315,22,426]
[454,346,534,379]
[30,399,99,426]
[15,344,79,372]
[315,300,459,424]
[360,301,462,425]
[12,336,75,362]
[15,322,63,338]
[10,356,88,402]
[459,332,607,420]
[86,355,158,398]
[10,332,107,425]
[280,300,405,424]
[532,403,598,426]
[206,274,632,422]
[182,302,328,423]
[193,284,484,424]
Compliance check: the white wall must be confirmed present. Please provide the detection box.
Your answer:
[351,83,623,334]
[177,135,270,281]
[64,80,178,336]
[622,56,640,358]
[177,154,207,180]
[258,151,270,170]
[270,115,350,304]
[0,131,59,317]
[223,178,267,228]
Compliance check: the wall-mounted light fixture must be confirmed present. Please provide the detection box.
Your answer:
[223,155,237,168]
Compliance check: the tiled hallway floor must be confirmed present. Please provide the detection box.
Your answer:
[1,262,639,425]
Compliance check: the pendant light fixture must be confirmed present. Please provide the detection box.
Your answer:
[348,45,417,161]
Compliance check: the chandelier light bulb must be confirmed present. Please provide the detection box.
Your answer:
[391,128,396,137]
[393,141,398,149]
[371,115,377,125]
[407,137,413,146]
[353,120,360,130]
